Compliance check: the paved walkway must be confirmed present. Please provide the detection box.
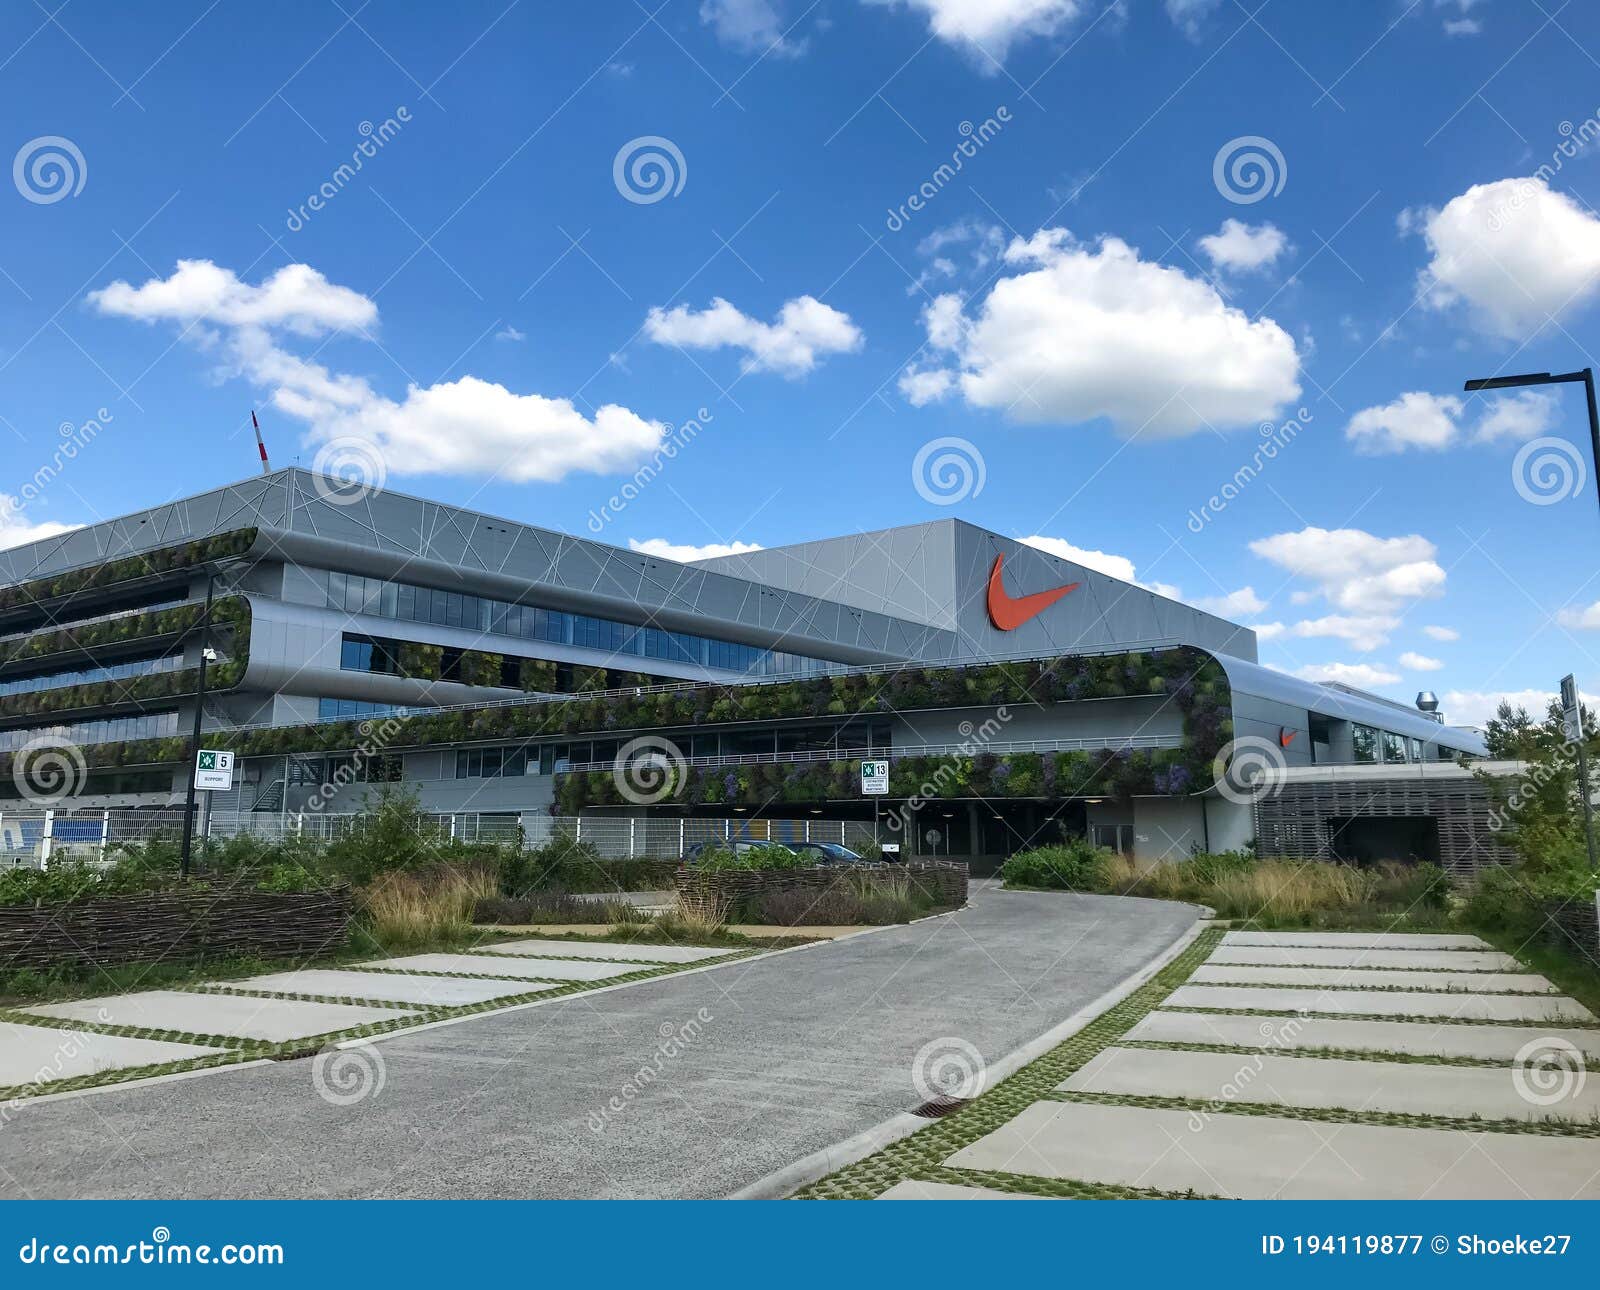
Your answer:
[864,929,1600,1200]
[0,885,1199,1199]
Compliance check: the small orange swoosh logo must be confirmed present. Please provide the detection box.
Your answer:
[987,553,1078,631]
[1280,728,1296,748]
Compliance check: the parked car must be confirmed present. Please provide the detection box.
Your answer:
[787,841,868,865]
[683,839,797,865]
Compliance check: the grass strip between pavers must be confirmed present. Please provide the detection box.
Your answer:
[795,927,1226,1200]
[1189,978,1556,995]
[1162,1004,1600,1029]
[1045,1090,1600,1139]
[1119,1039,1527,1070]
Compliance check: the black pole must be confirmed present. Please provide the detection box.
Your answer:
[1583,368,1600,522]
[178,573,215,880]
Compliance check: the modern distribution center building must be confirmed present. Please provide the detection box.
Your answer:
[0,469,1499,870]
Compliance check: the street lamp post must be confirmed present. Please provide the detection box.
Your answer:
[178,574,217,880]
[1463,368,1600,517]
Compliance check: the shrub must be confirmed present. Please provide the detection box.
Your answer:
[473,891,640,925]
[694,843,810,872]
[1001,839,1113,891]
[1457,864,1544,936]
[362,865,497,947]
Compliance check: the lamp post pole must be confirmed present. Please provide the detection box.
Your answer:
[1464,368,1600,518]
[178,573,216,880]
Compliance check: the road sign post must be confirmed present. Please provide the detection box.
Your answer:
[860,759,889,850]
[1561,674,1597,874]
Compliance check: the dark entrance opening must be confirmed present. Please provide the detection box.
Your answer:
[1325,815,1440,866]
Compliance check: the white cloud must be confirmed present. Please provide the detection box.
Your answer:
[1191,586,1267,618]
[1166,0,1222,36]
[629,538,765,562]
[1443,17,1481,34]
[1418,177,1600,337]
[1423,624,1459,641]
[1020,535,1136,582]
[1288,614,1401,652]
[917,219,1006,269]
[1345,392,1462,453]
[1250,621,1285,641]
[699,0,805,56]
[1344,388,1559,452]
[905,228,1301,436]
[1439,688,1582,729]
[1295,661,1402,689]
[643,295,862,377]
[90,260,667,484]
[865,0,1084,62]
[1197,219,1289,274]
[898,366,955,405]
[1249,527,1445,630]
[1399,651,1444,671]
[1556,600,1600,630]
[1472,389,1559,442]
[494,325,526,342]
[88,260,376,336]
[0,495,76,551]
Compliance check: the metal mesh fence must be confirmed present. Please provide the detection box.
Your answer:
[0,808,879,867]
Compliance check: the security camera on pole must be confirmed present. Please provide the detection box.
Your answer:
[1560,674,1597,875]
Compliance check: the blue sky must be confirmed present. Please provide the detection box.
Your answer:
[2,0,1598,725]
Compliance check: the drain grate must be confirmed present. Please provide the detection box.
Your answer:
[910,1095,969,1119]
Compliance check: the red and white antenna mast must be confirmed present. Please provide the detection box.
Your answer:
[251,410,271,474]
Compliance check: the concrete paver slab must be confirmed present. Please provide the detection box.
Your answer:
[1222,931,1488,950]
[876,1180,1048,1199]
[26,992,408,1044]
[1126,1010,1600,1061]
[478,939,734,964]
[945,1100,1600,1199]
[1165,983,1594,1023]
[216,971,560,1008]
[0,1021,223,1087]
[1063,1045,1600,1122]
[1189,965,1557,994]
[358,953,635,982]
[1209,946,1520,971]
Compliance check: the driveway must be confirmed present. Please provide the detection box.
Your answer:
[0,884,1199,1199]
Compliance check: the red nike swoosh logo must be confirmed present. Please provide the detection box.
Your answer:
[987,553,1078,631]
[1280,729,1296,748]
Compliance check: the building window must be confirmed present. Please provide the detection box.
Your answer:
[1380,731,1408,763]
[1351,724,1377,763]
[454,746,531,779]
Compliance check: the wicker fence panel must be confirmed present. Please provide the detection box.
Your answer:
[1541,894,1600,958]
[0,887,352,970]
[674,861,967,921]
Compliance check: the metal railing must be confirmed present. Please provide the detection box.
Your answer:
[0,808,886,866]
[562,732,1181,773]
